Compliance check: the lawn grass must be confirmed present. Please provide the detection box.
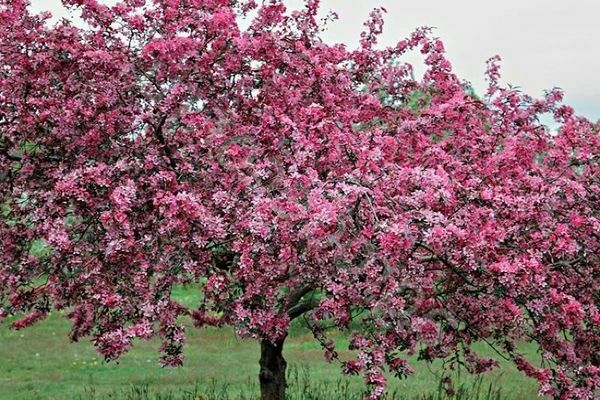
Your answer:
[0,285,542,399]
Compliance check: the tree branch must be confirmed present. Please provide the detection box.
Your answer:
[415,242,479,287]
[287,299,318,320]
[152,115,178,171]
[286,285,313,310]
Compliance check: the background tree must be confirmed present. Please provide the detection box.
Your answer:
[1,1,600,399]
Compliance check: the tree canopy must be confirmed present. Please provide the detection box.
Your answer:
[1,1,600,399]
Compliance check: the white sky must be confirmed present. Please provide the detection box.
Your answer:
[29,0,599,121]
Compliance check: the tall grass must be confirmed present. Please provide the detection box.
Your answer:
[77,364,506,400]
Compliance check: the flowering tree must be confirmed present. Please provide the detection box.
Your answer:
[1,0,600,399]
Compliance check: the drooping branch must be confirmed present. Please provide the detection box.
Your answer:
[415,242,480,288]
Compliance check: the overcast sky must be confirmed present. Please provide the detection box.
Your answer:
[29,0,599,121]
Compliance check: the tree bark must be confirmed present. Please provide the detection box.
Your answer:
[259,338,287,400]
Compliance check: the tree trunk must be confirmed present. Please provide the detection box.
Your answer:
[259,338,287,400]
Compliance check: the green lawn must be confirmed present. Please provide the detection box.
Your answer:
[0,286,542,399]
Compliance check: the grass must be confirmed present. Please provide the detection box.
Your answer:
[75,368,508,400]
[0,285,542,399]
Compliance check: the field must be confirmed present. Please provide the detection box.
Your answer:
[0,286,542,400]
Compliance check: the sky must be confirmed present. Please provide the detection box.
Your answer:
[29,0,599,121]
